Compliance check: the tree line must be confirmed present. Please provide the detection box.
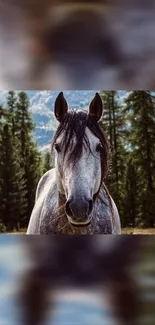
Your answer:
[0,90,155,231]
[100,91,155,228]
[0,91,52,232]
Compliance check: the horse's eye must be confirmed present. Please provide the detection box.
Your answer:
[54,143,61,152]
[96,144,103,152]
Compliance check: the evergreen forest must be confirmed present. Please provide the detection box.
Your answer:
[0,90,155,232]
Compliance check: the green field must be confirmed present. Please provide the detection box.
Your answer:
[122,228,155,235]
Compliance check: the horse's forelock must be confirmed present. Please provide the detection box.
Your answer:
[51,110,109,182]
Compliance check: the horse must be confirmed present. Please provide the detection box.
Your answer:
[27,92,121,234]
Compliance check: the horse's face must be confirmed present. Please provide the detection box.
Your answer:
[55,127,102,226]
[53,92,107,227]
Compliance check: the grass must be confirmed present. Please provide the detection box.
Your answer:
[121,228,155,235]
[2,228,155,234]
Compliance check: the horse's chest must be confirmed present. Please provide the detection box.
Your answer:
[41,213,112,234]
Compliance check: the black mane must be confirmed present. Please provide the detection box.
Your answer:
[51,110,109,182]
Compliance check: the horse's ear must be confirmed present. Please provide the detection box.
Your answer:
[54,92,68,122]
[89,93,103,122]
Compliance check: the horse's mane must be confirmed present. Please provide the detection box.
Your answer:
[51,110,109,183]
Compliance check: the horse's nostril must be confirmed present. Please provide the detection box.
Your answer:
[65,197,93,221]
[88,200,93,215]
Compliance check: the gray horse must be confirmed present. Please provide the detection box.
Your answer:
[27,92,121,234]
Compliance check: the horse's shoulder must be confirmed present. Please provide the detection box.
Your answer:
[109,196,121,234]
[35,168,56,202]
[99,184,121,234]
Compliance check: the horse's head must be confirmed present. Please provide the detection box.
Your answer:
[52,92,108,227]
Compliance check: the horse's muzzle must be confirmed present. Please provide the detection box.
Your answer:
[65,197,93,226]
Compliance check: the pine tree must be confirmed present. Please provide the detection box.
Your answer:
[15,91,34,157]
[125,91,155,227]
[99,91,127,222]
[0,123,27,231]
[6,90,17,136]
[0,105,5,223]
[0,105,9,225]
[24,142,43,222]
[15,91,43,224]
[0,91,44,230]
[123,158,139,227]
[43,151,54,174]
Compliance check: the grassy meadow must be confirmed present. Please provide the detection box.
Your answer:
[3,228,155,235]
